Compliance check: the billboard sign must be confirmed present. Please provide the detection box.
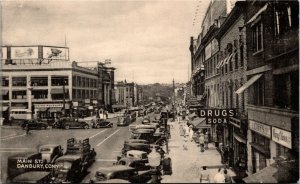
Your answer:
[11,46,39,59]
[199,109,236,124]
[1,47,7,60]
[42,46,69,60]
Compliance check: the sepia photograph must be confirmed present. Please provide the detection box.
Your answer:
[0,0,299,183]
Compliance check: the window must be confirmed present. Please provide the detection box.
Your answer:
[275,2,299,36]
[225,63,228,74]
[31,77,48,86]
[252,132,270,149]
[253,77,264,106]
[2,77,9,87]
[32,90,48,99]
[276,143,290,159]
[235,50,238,69]
[12,77,27,86]
[274,72,299,110]
[252,22,263,53]
[229,56,233,72]
[240,45,244,67]
[12,90,27,99]
[51,76,68,86]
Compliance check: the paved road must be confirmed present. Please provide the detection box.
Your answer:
[0,112,158,182]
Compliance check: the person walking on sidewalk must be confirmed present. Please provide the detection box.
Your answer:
[199,132,205,152]
[200,166,210,183]
[204,132,209,149]
[189,126,194,142]
[214,168,225,183]
[223,169,232,183]
[179,124,184,136]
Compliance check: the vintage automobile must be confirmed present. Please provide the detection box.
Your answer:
[52,117,89,129]
[141,118,151,125]
[117,116,130,126]
[91,118,113,128]
[7,152,43,181]
[11,171,52,184]
[130,129,167,146]
[38,144,64,163]
[21,119,48,130]
[130,124,156,132]
[52,138,96,183]
[90,165,152,183]
[115,150,151,171]
[121,142,151,156]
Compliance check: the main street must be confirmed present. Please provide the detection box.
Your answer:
[0,112,160,182]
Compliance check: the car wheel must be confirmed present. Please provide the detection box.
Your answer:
[84,125,89,129]
[65,125,70,130]
[96,124,101,129]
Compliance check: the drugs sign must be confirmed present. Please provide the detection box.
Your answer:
[199,109,236,124]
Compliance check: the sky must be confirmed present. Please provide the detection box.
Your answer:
[2,0,210,84]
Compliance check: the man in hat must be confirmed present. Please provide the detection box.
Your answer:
[204,132,209,149]
[199,131,205,152]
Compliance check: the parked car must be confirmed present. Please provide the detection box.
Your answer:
[90,165,152,183]
[38,144,64,163]
[115,150,150,171]
[91,119,113,128]
[53,117,89,129]
[141,118,151,125]
[117,116,130,126]
[21,119,48,130]
[11,171,52,184]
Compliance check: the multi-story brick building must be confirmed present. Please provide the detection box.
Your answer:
[240,1,299,182]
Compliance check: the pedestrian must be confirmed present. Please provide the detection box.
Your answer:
[200,166,210,183]
[179,124,184,136]
[184,124,190,138]
[199,132,205,152]
[223,169,232,183]
[204,132,209,149]
[214,168,225,183]
[183,134,188,150]
[25,123,30,135]
[189,126,194,142]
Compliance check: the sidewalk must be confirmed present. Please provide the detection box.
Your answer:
[161,121,236,183]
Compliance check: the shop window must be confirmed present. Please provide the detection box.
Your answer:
[274,71,299,110]
[12,77,27,86]
[276,143,290,159]
[2,77,9,86]
[252,22,263,53]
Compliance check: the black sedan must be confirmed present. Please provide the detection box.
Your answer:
[21,119,48,130]
[91,119,113,128]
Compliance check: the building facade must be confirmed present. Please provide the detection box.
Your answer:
[241,1,299,182]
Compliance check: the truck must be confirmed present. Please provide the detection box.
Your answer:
[52,138,96,183]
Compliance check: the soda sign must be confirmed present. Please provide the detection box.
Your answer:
[199,109,236,124]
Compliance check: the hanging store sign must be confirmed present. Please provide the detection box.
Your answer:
[249,120,271,138]
[272,127,292,149]
[199,109,236,124]
[11,47,39,60]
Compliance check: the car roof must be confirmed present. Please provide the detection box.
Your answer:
[55,155,81,162]
[132,129,154,133]
[127,150,147,155]
[96,179,130,183]
[39,144,60,149]
[96,165,135,174]
[12,171,50,182]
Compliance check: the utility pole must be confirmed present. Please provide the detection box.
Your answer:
[62,79,66,117]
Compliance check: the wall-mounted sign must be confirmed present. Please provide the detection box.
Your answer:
[1,47,7,60]
[35,104,63,108]
[249,120,271,138]
[199,109,235,124]
[272,127,292,149]
[42,46,69,60]
[11,47,39,59]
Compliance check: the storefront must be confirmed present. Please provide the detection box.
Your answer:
[248,120,271,174]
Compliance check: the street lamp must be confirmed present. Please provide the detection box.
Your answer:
[148,146,161,183]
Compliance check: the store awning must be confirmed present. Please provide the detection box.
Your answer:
[243,164,277,183]
[188,112,197,119]
[246,3,269,26]
[233,132,247,144]
[1,90,9,95]
[190,118,210,129]
[49,107,63,113]
[1,106,8,111]
[50,89,68,94]
[235,74,263,94]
